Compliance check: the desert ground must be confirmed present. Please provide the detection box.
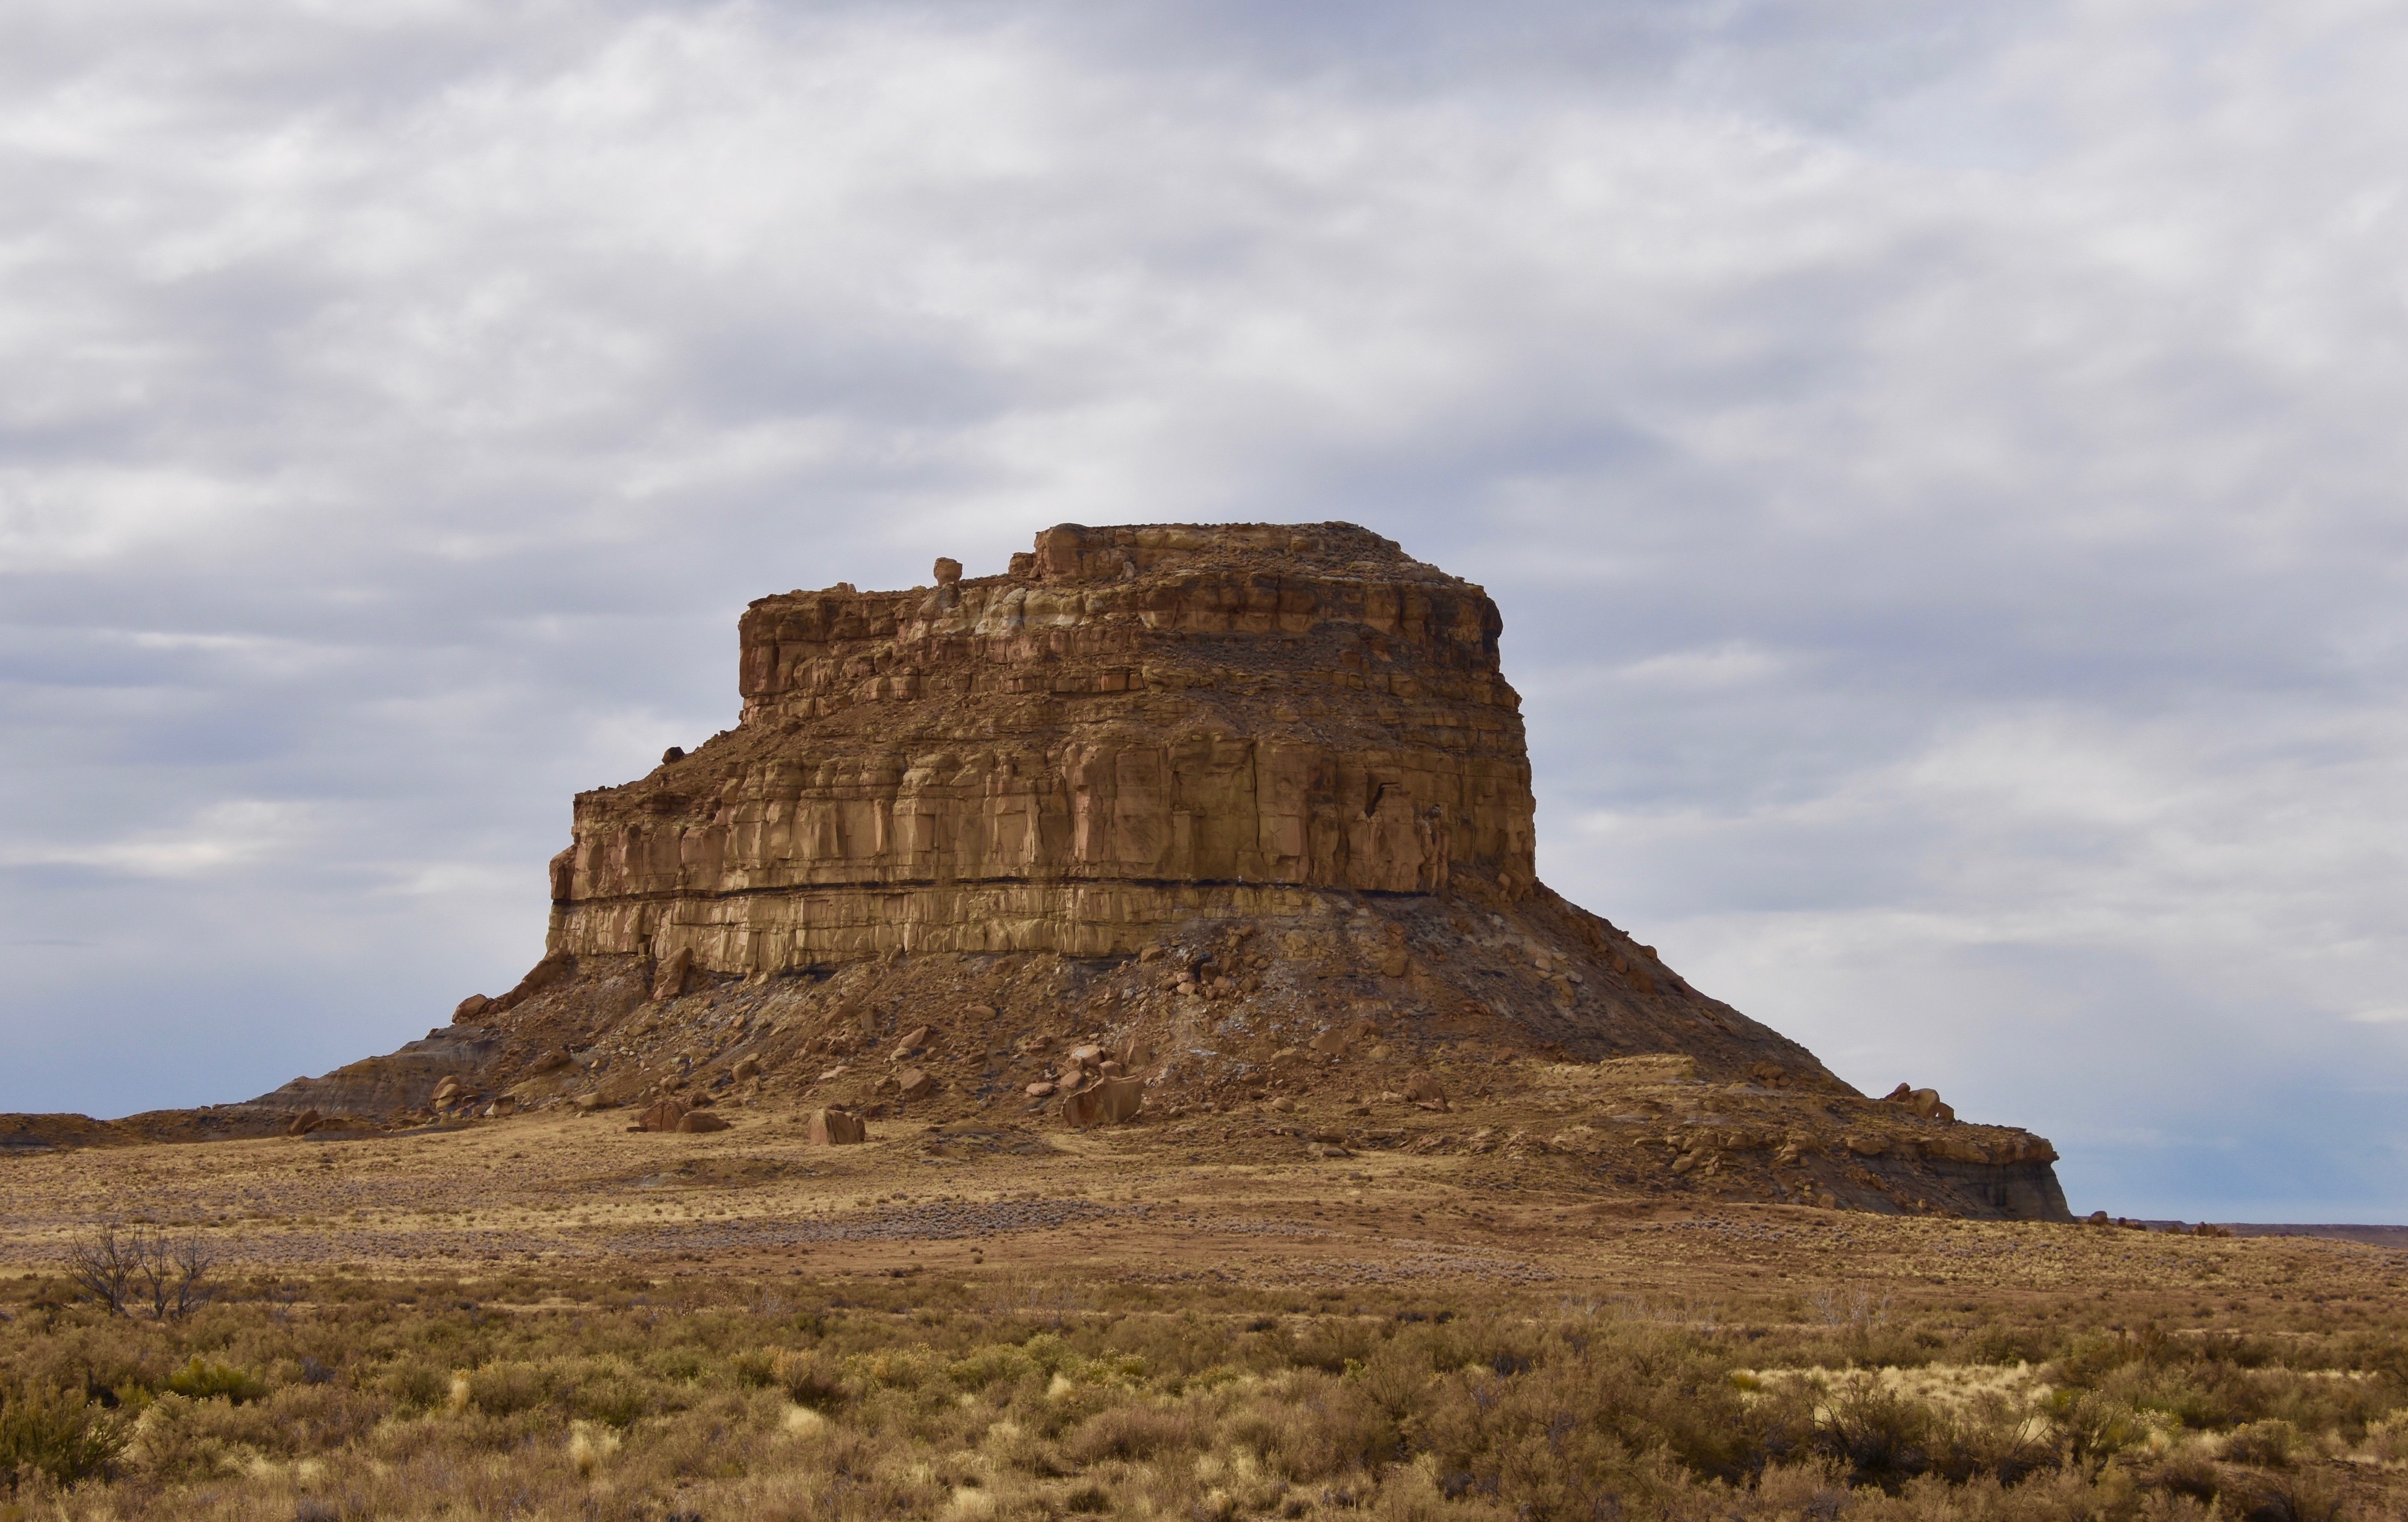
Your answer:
[2,1099,2404,1520]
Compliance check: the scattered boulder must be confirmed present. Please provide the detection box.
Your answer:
[896,1067,936,1102]
[676,1111,731,1134]
[893,1025,932,1060]
[573,1092,608,1112]
[453,994,491,1022]
[1879,1083,1956,1122]
[1843,1133,1887,1157]
[430,1076,464,1108]
[1308,1022,1375,1056]
[1060,1074,1144,1128]
[1025,1080,1057,1098]
[634,1098,690,1133]
[808,1108,866,1146]
[731,1055,762,1083]
[528,1048,572,1075]
[1403,1073,1449,1112]
[285,1109,324,1137]
[651,948,693,1004]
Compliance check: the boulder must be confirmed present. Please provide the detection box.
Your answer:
[636,1098,690,1133]
[808,1108,866,1146]
[430,1076,464,1107]
[285,1109,324,1137]
[453,994,491,1022]
[1879,1083,1956,1122]
[1025,1080,1057,1098]
[677,1111,731,1134]
[896,1067,936,1102]
[731,1055,762,1083]
[650,948,692,1003]
[1403,1073,1449,1112]
[893,1025,932,1060]
[1843,1133,1887,1157]
[1060,1074,1144,1128]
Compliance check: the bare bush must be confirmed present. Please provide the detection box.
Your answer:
[64,1226,217,1320]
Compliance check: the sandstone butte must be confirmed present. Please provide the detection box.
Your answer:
[7,523,2068,1220]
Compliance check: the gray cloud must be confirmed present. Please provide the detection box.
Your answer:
[3,0,2404,1219]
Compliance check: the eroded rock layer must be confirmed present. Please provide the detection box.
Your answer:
[547,523,1533,970]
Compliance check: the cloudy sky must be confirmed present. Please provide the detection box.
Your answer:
[5,0,2403,1221]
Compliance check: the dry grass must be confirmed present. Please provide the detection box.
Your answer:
[0,1264,2401,1520]
[2,1111,2404,1518]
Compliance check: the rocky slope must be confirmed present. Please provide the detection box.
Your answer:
[31,523,2069,1220]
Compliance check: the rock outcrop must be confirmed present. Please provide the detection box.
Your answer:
[26,523,2067,1221]
[545,523,1530,971]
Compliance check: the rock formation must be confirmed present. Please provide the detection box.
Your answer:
[18,523,2069,1220]
[547,521,1531,971]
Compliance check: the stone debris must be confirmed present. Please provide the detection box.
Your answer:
[650,948,692,1003]
[1060,1073,1145,1128]
[633,1099,689,1133]
[808,1108,866,1146]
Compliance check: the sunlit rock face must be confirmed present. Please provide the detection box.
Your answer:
[548,523,1541,971]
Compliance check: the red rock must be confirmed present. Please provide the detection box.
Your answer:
[651,948,692,1003]
[637,1099,689,1133]
[808,1108,866,1145]
[1060,1074,1144,1128]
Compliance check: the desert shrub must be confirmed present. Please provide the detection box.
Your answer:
[380,1359,451,1412]
[461,1360,552,1417]
[2041,1387,2147,1475]
[948,1341,1038,1390]
[0,1384,126,1488]
[163,1355,266,1404]
[2222,1417,2302,1468]
[1064,1400,1198,1462]
[2226,1465,2349,1522]
[772,1349,851,1411]
[568,1366,653,1428]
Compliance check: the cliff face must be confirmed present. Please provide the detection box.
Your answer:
[549,523,1534,970]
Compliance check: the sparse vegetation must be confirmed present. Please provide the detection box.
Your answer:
[0,1267,2400,1518]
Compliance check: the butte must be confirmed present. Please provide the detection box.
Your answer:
[92,523,2075,1218]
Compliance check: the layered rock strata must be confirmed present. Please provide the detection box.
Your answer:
[547,523,1531,971]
